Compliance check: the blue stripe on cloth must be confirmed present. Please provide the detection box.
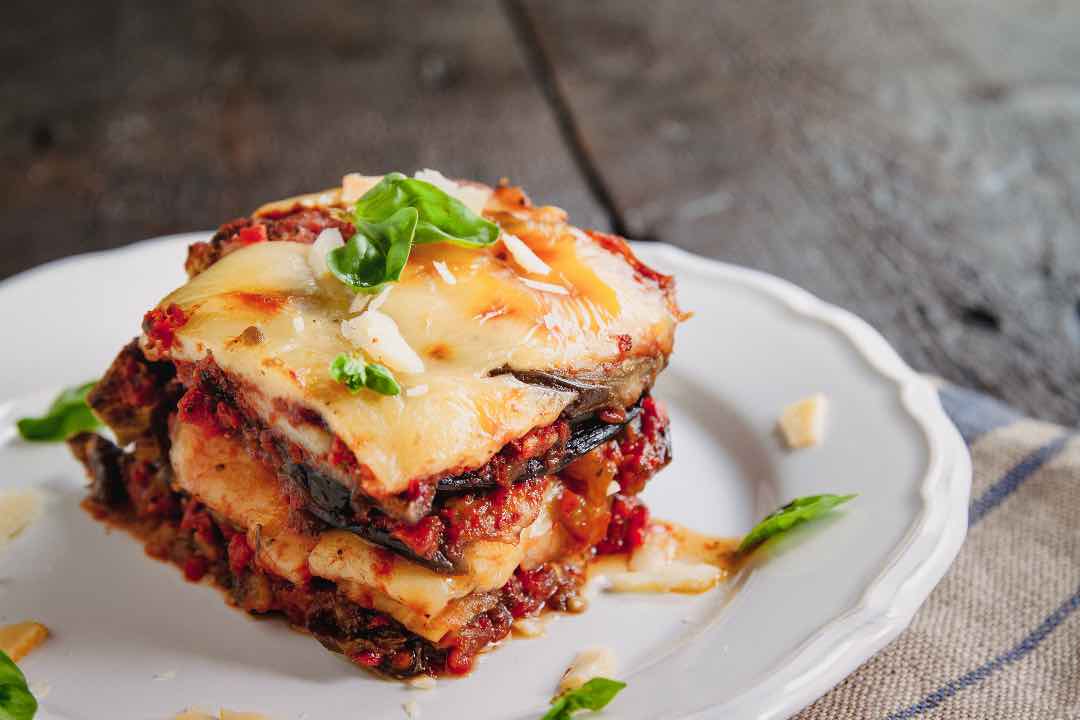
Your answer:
[883,582,1080,719]
[967,434,1070,526]
[938,386,1021,445]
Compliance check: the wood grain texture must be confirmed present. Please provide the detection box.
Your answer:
[520,0,1080,424]
[4,1,1080,423]
[0,0,606,279]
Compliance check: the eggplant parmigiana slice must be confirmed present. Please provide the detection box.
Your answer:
[69,172,682,678]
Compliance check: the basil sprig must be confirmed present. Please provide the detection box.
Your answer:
[16,381,101,442]
[0,650,37,720]
[542,678,626,720]
[327,172,499,293]
[354,172,499,248]
[329,354,401,396]
[327,207,418,294]
[738,493,856,555]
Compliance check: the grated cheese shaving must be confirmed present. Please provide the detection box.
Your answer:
[402,700,422,719]
[0,489,41,553]
[778,393,829,449]
[307,228,344,278]
[520,278,569,296]
[414,169,492,216]
[369,285,393,312]
[511,616,549,638]
[407,675,437,690]
[432,260,457,285]
[349,284,394,316]
[556,647,616,697]
[341,173,383,202]
[405,384,429,397]
[219,711,271,720]
[341,309,425,375]
[501,232,551,276]
[172,710,217,720]
[605,563,720,594]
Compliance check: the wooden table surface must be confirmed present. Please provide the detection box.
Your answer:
[4,1,1079,423]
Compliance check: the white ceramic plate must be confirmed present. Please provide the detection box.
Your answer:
[0,235,970,720]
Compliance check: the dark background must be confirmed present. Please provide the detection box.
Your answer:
[4,1,1080,423]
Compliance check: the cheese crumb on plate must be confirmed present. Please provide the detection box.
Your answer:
[556,646,616,697]
[778,393,828,449]
[0,489,42,552]
[0,621,49,662]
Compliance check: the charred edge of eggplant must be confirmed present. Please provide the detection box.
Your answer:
[436,403,642,493]
[490,368,613,420]
[294,402,642,574]
[292,463,457,573]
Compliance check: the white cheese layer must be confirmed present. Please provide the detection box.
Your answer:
[169,421,565,642]
[149,186,677,497]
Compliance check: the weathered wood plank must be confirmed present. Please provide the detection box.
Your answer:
[521,0,1080,423]
[0,0,606,279]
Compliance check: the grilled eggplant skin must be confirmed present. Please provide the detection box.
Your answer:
[291,403,644,572]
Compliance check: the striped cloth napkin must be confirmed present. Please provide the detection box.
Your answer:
[799,386,1080,719]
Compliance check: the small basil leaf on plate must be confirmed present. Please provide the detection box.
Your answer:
[738,493,856,555]
[329,355,400,397]
[327,206,419,293]
[354,173,499,249]
[541,677,627,720]
[16,380,100,442]
[0,650,37,720]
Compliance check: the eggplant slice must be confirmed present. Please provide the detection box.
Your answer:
[436,403,641,492]
[294,402,642,573]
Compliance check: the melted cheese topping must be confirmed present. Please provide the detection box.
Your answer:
[151,187,677,497]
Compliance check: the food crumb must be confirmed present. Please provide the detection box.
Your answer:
[406,675,437,690]
[172,710,217,720]
[154,669,178,680]
[172,710,270,720]
[0,621,49,661]
[556,647,616,698]
[402,699,422,719]
[511,616,549,638]
[778,393,828,449]
[220,710,271,720]
[405,384,429,398]
[0,489,42,552]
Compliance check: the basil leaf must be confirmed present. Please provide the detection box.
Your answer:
[738,493,856,554]
[354,173,499,249]
[16,381,101,442]
[363,363,401,396]
[0,650,37,720]
[329,354,368,392]
[329,355,400,397]
[542,678,626,720]
[327,206,419,294]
